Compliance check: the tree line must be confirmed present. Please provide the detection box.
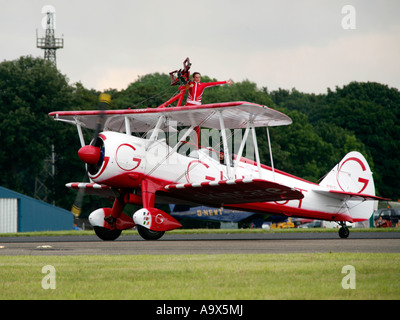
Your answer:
[0,56,398,216]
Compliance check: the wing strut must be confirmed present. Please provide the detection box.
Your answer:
[266,127,275,181]
[218,111,232,178]
[233,122,250,175]
[232,121,264,180]
[213,109,276,182]
[70,116,86,147]
[124,116,131,135]
[251,126,262,178]
[146,115,165,149]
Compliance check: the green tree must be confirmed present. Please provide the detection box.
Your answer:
[316,83,400,198]
[270,82,400,199]
[261,109,333,182]
[202,79,275,106]
[0,56,74,198]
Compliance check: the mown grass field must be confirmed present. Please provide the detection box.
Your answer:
[1,253,399,300]
[1,229,399,299]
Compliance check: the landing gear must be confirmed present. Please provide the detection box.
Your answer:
[89,180,180,241]
[338,222,350,239]
[137,226,165,240]
[93,226,122,241]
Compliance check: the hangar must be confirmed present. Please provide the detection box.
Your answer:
[0,186,73,233]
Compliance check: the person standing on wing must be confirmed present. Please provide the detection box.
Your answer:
[185,72,233,106]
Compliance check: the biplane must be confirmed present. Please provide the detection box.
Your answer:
[49,58,386,240]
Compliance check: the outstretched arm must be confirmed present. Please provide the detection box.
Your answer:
[204,79,234,88]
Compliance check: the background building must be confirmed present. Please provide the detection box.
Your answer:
[0,186,73,233]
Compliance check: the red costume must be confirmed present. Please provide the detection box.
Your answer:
[186,80,228,105]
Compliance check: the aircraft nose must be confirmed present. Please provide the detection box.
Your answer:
[78,145,101,164]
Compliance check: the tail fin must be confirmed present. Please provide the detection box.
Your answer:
[319,151,375,195]
[319,151,378,221]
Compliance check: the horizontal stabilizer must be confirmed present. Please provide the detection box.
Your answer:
[164,178,303,206]
[314,189,390,201]
[66,182,119,198]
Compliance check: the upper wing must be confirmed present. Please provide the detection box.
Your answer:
[49,101,292,132]
[163,178,303,206]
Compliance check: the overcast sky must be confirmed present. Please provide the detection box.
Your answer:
[1,0,399,93]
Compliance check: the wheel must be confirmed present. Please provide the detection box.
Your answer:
[93,226,122,241]
[137,226,165,240]
[338,226,350,239]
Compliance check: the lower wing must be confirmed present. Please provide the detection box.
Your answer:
[163,178,304,206]
[66,182,119,198]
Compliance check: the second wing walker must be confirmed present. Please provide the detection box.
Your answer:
[49,59,387,240]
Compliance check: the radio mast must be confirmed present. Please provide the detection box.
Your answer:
[36,11,63,65]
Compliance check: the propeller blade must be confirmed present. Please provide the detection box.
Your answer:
[72,93,111,217]
[91,93,111,146]
[71,174,87,217]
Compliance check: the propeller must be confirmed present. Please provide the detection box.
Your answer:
[77,93,110,165]
[72,93,111,218]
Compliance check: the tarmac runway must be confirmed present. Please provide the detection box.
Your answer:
[1,231,399,255]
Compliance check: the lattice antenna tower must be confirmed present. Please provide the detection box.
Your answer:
[36,11,63,65]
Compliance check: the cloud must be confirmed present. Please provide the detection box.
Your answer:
[3,1,399,94]
[236,26,400,93]
[94,67,148,91]
[65,26,400,94]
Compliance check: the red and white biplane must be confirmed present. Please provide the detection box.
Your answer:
[49,59,386,240]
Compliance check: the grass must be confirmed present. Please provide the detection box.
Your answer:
[1,229,399,299]
[0,253,399,299]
